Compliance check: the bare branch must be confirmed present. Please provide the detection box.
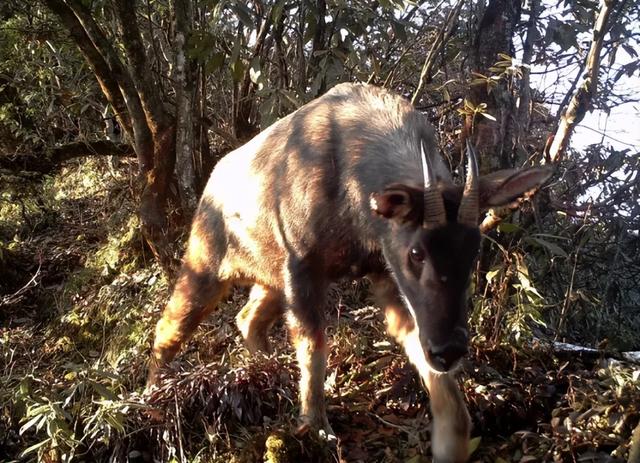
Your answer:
[42,0,133,141]
[0,140,134,173]
[547,0,619,163]
[64,0,154,172]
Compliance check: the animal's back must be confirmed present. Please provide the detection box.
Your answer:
[197,83,443,287]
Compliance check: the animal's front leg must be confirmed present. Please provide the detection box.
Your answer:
[284,259,333,436]
[287,313,332,434]
[423,370,471,463]
[148,270,229,387]
[371,273,470,463]
[397,319,471,462]
[396,318,471,462]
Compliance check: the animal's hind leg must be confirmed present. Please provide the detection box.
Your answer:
[236,284,284,353]
[147,268,230,387]
[370,273,470,463]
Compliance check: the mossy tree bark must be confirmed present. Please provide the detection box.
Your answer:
[113,0,177,276]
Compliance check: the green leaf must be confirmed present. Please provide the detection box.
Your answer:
[468,436,481,455]
[271,0,286,22]
[27,404,51,417]
[279,90,303,109]
[532,233,570,242]
[391,19,407,42]
[230,59,246,82]
[206,52,225,74]
[303,14,317,44]
[486,267,502,283]
[230,3,254,29]
[213,0,228,21]
[546,19,578,51]
[19,438,50,457]
[88,380,118,400]
[471,78,488,86]
[105,413,126,434]
[497,222,520,233]
[622,44,638,58]
[442,86,451,102]
[90,369,120,381]
[259,94,278,128]
[19,378,30,395]
[249,58,261,84]
[230,33,242,64]
[527,237,568,257]
[20,414,44,435]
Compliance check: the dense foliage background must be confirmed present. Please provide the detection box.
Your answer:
[1,0,639,462]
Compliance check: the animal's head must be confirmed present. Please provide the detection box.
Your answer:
[371,141,552,372]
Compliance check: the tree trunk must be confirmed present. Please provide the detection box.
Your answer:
[468,0,521,302]
[233,5,273,139]
[172,0,198,214]
[114,0,170,135]
[45,0,178,276]
[42,0,135,151]
[114,0,177,276]
[468,0,521,170]
[64,0,154,173]
[139,125,178,276]
[513,0,540,160]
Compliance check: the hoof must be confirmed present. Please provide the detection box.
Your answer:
[295,416,336,443]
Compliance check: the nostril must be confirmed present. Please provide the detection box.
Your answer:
[428,343,468,371]
[429,352,448,371]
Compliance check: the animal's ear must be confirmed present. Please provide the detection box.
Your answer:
[480,167,553,209]
[370,184,422,222]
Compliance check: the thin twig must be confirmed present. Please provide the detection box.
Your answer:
[174,387,186,462]
[555,206,591,341]
[411,0,465,105]
[0,257,42,307]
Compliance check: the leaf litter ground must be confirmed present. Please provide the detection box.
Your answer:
[1,159,638,462]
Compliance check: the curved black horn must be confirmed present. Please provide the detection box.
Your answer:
[421,141,446,227]
[457,140,479,226]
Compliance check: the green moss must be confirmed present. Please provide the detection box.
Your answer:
[264,433,289,463]
[85,214,142,275]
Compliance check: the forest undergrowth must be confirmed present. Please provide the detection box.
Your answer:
[1,159,638,462]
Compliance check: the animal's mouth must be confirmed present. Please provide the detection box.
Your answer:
[425,350,465,373]
[424,333,469,373]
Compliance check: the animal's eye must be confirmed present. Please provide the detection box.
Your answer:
[409,247,425,263]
